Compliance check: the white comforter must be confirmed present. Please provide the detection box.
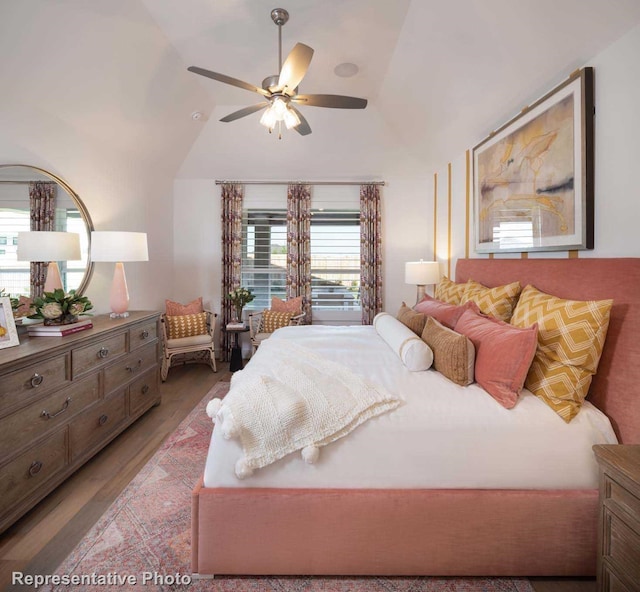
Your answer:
[204,325,618,490]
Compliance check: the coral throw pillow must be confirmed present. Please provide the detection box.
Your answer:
[165,297,204,316]
[461,280,522,322]
[260,310,297,333]
[434,276,468,305]
[421,317,475,386]
[271,296,303,314]
[166,312,208,340]
[414,294,479,330]
[397,302,427,335]
[454,308,538,409]
[510,284,613,422]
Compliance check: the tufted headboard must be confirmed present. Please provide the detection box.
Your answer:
[455,258,640,444]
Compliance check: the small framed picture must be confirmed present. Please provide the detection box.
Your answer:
[0,297,20,349]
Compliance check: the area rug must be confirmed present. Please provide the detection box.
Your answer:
[46,382,534,592]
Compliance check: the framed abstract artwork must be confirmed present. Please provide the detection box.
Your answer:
[0,297,20,349]
[473,67,594,254]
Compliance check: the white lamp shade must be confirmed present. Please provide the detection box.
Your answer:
[17,231,81,262]
[405,260,440,285]
[91,231,149,262]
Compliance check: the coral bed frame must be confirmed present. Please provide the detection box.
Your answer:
[192,258,640,576]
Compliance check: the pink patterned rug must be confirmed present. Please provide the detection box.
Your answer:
[46,382,534,592]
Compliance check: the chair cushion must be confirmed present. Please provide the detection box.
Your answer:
[165,297,204,316]
[166,333,213,348]
[252,332,272,345]
[166,312,208,339]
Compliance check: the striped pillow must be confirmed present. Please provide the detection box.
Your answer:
[510,285,613,422]
[166,312,208,339]
[435,276,468,305]
[259,310,297,333]
[461,280,521,322]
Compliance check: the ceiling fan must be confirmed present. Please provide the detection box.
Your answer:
[187,7,368,138]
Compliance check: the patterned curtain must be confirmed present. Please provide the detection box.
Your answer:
[360,184,383,324]
[29,181,56,298]
[286,183,312,323]
[221,183,244,361]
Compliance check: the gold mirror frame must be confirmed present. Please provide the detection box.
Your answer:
[0,164,94,296]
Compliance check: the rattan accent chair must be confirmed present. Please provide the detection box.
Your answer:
[248,310,305,354]
[160,310,217,381]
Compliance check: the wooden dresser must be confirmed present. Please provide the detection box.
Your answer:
[593,444,640,592]
[0,311,161,534]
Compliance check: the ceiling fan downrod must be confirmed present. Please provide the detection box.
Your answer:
[270,8,289,74]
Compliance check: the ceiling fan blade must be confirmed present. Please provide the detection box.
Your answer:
[289,106,312,136]
[220,103,269,123]
[292,94,367,109]
[277,43,314,94]
[187,66,269,97]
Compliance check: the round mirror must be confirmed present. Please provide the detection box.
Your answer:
[0,164,94,298]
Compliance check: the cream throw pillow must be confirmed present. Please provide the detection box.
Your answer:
[510,284,613,422]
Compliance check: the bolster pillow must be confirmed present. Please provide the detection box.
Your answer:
[373,312,433,371]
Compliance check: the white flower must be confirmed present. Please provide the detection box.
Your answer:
[41,302,63,319]
[69,302,86,315]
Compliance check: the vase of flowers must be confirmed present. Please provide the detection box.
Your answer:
[29,289,93,325]
[227,287,254,323]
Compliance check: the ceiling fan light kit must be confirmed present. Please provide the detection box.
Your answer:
[187,7,367,139]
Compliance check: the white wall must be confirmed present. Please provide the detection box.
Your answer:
[428,23,640,280]
[0,0,212,314]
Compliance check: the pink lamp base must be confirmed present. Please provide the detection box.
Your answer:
[109,262,130,318]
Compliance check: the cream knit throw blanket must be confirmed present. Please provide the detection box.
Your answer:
[206,339,401,479]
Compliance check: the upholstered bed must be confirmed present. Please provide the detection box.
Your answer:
[192,258,640,576]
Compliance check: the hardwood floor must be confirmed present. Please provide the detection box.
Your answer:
[0,361,595,591]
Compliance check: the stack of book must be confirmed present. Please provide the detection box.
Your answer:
[28,318,93,337]
[226,322,246,330]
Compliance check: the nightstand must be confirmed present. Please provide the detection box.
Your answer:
[593,445,640,592]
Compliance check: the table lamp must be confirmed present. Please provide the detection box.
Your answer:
[405,260,440,304]
[17,231,82,292]
[91,231,149,318]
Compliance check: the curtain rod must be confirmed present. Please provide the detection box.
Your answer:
[0,180,55,185]
[215,180,385,186]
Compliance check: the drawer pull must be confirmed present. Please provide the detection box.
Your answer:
[29,461,43,477]
[126,359,143,372]
[30,373,44,388]
[141,329,150,339]
[98,414,109,426]
[41,397,72,420]
[98,347,110,359]
[141,384,150,395]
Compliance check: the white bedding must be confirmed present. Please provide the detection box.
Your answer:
[204,324,618,490]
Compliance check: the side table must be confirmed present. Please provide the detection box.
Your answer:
[226,325,250,372]
[593,444,640,591]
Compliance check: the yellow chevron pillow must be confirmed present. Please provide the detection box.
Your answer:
[461,280,522,322]
[435,276,468,305]
[510,285,613,422]
[166,312,208,339]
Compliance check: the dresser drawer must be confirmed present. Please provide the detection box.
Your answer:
[70,393,127,459]
[71,332,127,378]
[603,508,640,585]
[0,373,100,461]
[606,476,640,526]
[0,354,70,416]
[129,367,160,416]
[129,320,157,352]
[103,343,157,395]
[601,565,634,592]
[0,429,67,513]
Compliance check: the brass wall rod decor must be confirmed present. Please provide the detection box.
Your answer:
[214,180,385,186]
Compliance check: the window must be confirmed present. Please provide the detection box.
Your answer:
[240,185,362,324]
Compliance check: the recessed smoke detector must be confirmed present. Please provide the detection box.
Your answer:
[333,62,359,78]
[191,111,204,121]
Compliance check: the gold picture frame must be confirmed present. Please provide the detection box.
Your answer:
[0,297,20,349]
[473,68,594,253]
